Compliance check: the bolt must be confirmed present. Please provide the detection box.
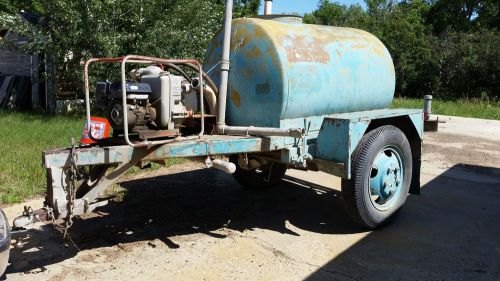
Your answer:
[15,240,24,249]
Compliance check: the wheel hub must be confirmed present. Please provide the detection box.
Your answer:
[369,146,404,210]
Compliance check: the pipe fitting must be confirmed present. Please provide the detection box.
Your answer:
[205,157,236,174]
[191,78,217,115]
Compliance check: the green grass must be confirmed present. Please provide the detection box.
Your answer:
[1,98,498,204]
[0,111,182,205]
[0,111,84,204]
[392,98,500,120]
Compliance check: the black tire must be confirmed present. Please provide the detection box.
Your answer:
[0,209,10,276]
[229,155,287,190]
[342,125,412,229]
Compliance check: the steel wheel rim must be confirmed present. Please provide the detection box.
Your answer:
[368,145,404,211]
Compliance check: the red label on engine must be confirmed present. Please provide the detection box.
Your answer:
[81,117,110,144]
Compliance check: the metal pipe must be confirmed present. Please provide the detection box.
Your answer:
[264,0,273,15]
[198,60,205,136]
[222,126,303,138]
[192,78,217,115]
[217,0,234,131]
[424,95,432,121]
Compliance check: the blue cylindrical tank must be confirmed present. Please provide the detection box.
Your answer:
[204,16,396,128]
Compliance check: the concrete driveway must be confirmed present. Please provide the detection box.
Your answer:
[4,115,500,281]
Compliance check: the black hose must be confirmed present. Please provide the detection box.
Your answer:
[164,63,192,83]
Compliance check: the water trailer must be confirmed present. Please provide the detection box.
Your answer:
[4,0,423,273]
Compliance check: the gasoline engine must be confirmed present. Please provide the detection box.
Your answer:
[95,65,216,137]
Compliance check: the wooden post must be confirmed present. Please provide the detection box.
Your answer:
[45,54,56,114]
[31,53,39,110]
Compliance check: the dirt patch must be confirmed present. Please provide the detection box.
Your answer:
[424,131,500,169]
[4,117,500,281]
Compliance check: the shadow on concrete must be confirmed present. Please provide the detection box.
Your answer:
[7,164,500,280]
[304,163,500,281]
[7,167,361,274]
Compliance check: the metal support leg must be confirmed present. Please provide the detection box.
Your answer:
[46,167,70,217]
[45,147,154,219]
[81,149,150,204]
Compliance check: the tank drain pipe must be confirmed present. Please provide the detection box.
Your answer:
[216,0,303,139]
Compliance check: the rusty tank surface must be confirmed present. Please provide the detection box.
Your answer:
[204,15,396,128]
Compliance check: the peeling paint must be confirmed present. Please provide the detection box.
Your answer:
[231,90,241,107]
[203,17,396,128]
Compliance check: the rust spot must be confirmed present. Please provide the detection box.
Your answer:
[284,35,330,64]
[240,68,253,78]
[350,44,367,49]
[231,22,267,53]
[266,47,281,69]
[231,28,252,52]
[231,90,241,107]
[349,39,387,58]
[244,46,262,59]
[371,44,387,57]
[252,26,266,39]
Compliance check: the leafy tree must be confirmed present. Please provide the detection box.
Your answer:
[1,0,498,101]
[304,0,369,27]
[306,0,436,97]
[369,0,436,97]
[426,0,499,33]
[0,0,44,15]
[234,0,261,18]
[305,0,499,100]
[0,0,14,14]
[433,29,499,99]
[1,0,261,96]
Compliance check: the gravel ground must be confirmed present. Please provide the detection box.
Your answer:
[3,115,500,281]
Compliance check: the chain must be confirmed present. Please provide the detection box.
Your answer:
[43,140,81,251]
[46,207,81,251]
[46,207,63,233]
[64,141,78,238]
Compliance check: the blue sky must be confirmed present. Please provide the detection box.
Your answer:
[258,0,366,15]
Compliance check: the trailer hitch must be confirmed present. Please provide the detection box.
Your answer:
[12,206,50,229]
